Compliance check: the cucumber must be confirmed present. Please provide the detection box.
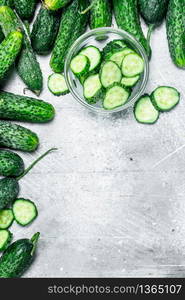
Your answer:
[83,74,103,104]
[44,0,71,10]
[0,6,43,95]
[113,0,150,57]
[0,29,4,43]
[31,5,60,54]
[103,83,130,110]
[0,0,14,6]
[50,0,89,73]
[121,53,144,77]
[80,46,101,72]
[0,150,24,177]
[70,54,90,76]
[100,60,122,88]
[134,94,159,124]
[89,0,112,29]
[14,0,37,21]
[48,73,69,96]
[0,209,14,229]
[0,31,23,82]
[103,40,127,59]
[138,0,169,26]
[0,91,55,123]
[151,86,180,112]
[0,230,12,251]
[0,232,40,278]
[106,47,135,68]
[166,0,185,68]
[121,75,140,87]
[13,199,38,226]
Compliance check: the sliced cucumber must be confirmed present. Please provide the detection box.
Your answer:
[100,61,122,88]
[134,95,159,124]
[121,75,140,87]
[122,53,144,77]
[13,198,38,226]
[151,86,180,112]
[48,73,69,96]
[109,48,135,67]
[83,74,103,104]
[80,46,101,71]
[70,54,90,76]
[0,229,13,251]
[0,209,14,229]
[103,83,130,110]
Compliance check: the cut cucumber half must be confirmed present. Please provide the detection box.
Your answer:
[134,95,159,124]
[13,199,38,226]
[70,54,90,76]
[83,74,103,104]
[122,53,144,77]
[100,61,122,88]
[103,83,130,110]
[48,73,69,96]
[80,46,101,71]
[121,75,140,87]
[0,209,14,229]
[151,86,180,112]
[0,229,13,251]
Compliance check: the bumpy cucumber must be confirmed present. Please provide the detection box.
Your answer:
[0,230,12,251]
[0,91,55,123]
[14,0,37,20]
[0,179,19,210]
[50,0,89,73]
[89,0,112,29]
[0,0,14,6]
[31,5,60,54]
[0,232,40,278]
[0,6,43,95]
[44,0,71,10]
[0,150,24,177]
[138,0,169,26]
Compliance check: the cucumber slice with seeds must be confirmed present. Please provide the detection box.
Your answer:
[70,54,90,76]
[100,61,122,88]
[109,48,135,67]
[80,46,101,71]
[0,229,13,251]
[48,73,69,96]
[134,95,159,124]
[83,74,103,104]
[103,83,130,110]
[122,53,144,77]
[13,198,38,226]
[121,75,140,87]
[151,86,180,112]
[0,209,14,229]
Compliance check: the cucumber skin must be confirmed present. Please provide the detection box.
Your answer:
[14,0,37,20]
[0,6,43,95]
[90,0,112,29]
[50,0,89,73]
[0,31,23,81]
[31,5,60,55]
[0,150,24,177]
[0,0,14,6]
[166,0,185,68]
[0,230,13,251]
[44,0,71,10]
[0,178,19,209]
[138,0,169,26]
[0,121,39,152]
[0,91,55,123]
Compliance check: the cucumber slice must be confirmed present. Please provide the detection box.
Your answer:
[13,198,38,226]
[0,209,14,229]
[103,83,130,110]
[100,61,122,88]
[134,95,159,124]
[0,229,13,251]
[151,86,180,112]
[109,48,135,67]
[122,53,144,77]
[48,73,69,96]
[121,75,140,87]
[80,46,101,71]
[70,54,90,76]
[83,74,103,104]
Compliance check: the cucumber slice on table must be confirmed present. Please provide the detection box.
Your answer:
[48,73,69,96]
[0,229,12,251]
[83,74,103,104]
[134,95,159,124]
[100,61,122,88]
[13,199,38,226]
[0,209,14,229]
[121,75,140,87]
[70,54,90,76]
[151,86,180,112]
[80,46,101,71]
[103,83,130,110]
[122,53,144,77]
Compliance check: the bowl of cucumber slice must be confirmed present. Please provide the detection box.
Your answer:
[65,27,149,114]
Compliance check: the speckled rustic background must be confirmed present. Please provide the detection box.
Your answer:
[2,7,185,277]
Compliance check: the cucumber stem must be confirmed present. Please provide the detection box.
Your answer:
[80,3,94,14]
[31,232,40,256]
[17,148,57,181]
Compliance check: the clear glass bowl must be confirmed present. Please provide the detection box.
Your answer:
[65,27,149,114]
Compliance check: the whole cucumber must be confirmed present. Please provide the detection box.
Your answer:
[44,0,71,10]
[14,0,37,20]
[138,0,169,26]
[0,150,24,177]
[0,0,14,6]
[166,0,185,68]
[0,232,40,278]
[0,91,55,123]
[89,0,112,29]
[50,0,89,73]
[0,178,19,209]
[31,4,60,54]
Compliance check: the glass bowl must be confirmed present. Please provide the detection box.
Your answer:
[64,27,149,114]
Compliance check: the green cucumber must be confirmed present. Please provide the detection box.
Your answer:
[121,75,140,87]
[89,0,112,29]
[0,232,40,278]
[44,0,71,10]
[70,54,90,76]
[0,150,24,177]
[13,199,38,226]
[0,210,14,229]
[0,91,55,123]
[138,0,169,26]
[50,0,89,73]
[134,94,159,124]
[103,83,130,110]
[14,0,37,21]
[80,46,101,72]
[0,0,14,6]
[83,74,103,104]
[151,86,180,112]
[31,5,60,54]
[100,60,122,88]
[48,73,69,96]
[0,230,12,251]
[0,6,43,95]
[121,53,144,77]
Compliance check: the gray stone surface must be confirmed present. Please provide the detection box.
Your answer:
[2,13,185,278]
